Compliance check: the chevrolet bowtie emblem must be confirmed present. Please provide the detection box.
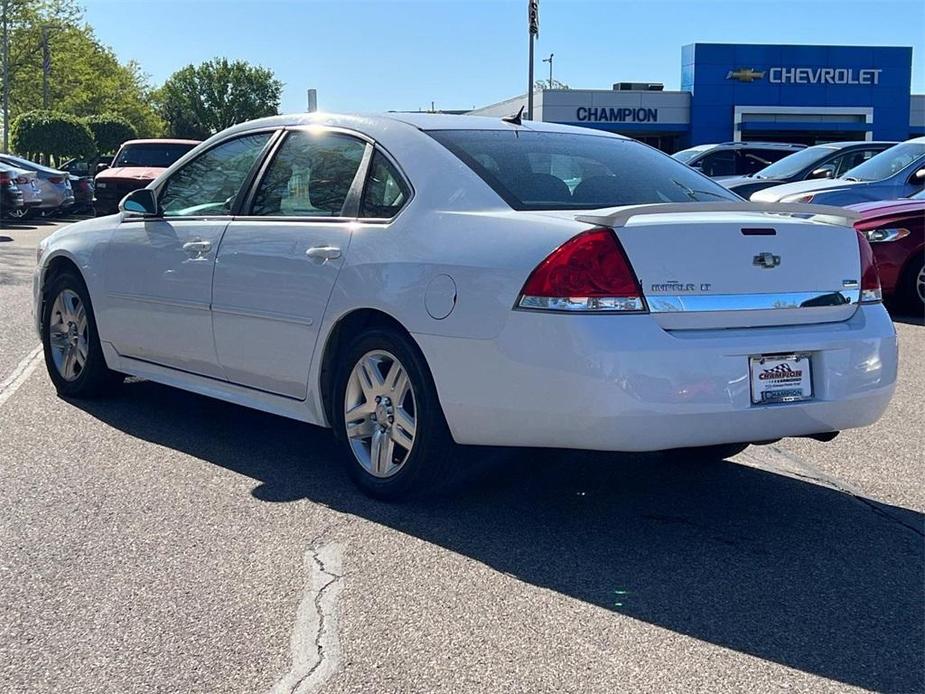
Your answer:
[726,68,766,82]
[753,252,781,269]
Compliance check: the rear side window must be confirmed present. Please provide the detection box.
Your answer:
[251,130,366,217]
[428,130,738,210]
[360,151,410,218]
[696,150,735,176]
[736,149,789,175]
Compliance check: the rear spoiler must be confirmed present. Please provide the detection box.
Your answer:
[575,202,861,229]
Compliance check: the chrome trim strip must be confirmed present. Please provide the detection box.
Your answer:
[106,291,211,312]
[210,305,314,326]
[647,290,859,313]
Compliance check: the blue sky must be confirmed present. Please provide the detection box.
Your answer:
[84,0,924,114]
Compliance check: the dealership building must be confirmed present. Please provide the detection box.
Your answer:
[470,43,924,152]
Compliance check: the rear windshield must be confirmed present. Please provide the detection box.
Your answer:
[429,130,739,210]
[113,143,197,169]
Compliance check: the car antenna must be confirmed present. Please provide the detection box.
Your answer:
[501,105,525,126]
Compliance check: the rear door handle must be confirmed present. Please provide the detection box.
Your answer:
[306,245,342,261]
[182,240,212,257]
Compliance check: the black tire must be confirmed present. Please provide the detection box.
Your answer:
[332,327,458,500]
[41,270,121,398]
[897,251,924,314]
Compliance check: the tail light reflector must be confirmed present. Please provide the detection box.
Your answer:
[517,228,647,312]
[48,176,64,184]
[15,175,28,184]
[856,230,881,303]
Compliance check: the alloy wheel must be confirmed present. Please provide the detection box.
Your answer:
[917,264,925,306]
[48,289,89,382]
[344,350,417,478]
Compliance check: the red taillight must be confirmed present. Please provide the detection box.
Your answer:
[856,230,882,303]
[15,175,28,184]
[518,228,646,312]
[0,172,10,185]
[48,176,64,184]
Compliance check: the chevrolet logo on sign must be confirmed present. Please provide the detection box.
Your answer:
[726,68,766,82]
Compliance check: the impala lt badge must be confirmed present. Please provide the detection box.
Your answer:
[753,252,781,269]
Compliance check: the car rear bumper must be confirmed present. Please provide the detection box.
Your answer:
[415,304,898,451]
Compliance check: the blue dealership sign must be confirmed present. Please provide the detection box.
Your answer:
[682,43,913,145]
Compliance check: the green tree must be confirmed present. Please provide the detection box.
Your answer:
[83,114,136,154]
[11,109,96,164]
[155,58,282,139]
[3,0,164,140]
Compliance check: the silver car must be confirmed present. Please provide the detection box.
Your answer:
[0,154,73,216]
[5,166,42,218]
[752,138,925,206]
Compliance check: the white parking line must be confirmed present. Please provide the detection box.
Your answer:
[0,345,43,408]
[267,542,344,694]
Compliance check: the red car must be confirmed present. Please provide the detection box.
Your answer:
[850,192,925,311]
[94,138,200,215]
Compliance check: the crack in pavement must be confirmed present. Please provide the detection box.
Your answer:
[266,541,344,694]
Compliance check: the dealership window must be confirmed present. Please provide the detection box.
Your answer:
[251,131,366,216]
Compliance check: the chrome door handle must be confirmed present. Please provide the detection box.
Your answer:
[182,240,212,256]
[306,245,342,261]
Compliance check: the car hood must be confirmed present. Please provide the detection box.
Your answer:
[847,198,925,219]
[750,177,863,202]
[96,166,165,182]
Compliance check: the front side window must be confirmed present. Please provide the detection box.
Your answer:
[831,149,877,177]
[843,142,925,181]
[429,130,739,210]
[251,130,366,217]
[160,132,272,217]
[360,151,410,218]
[696,150,736,177]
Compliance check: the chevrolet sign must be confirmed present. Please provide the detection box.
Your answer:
[727,66,883,85]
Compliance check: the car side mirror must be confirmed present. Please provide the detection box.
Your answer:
[96,163,109,173]
[120,188,159,217]
[809,167,834,180]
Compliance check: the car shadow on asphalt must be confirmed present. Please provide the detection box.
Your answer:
[75,379,924,693]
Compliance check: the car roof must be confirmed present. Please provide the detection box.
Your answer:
[218,111,631,141]
[120,138,201,146]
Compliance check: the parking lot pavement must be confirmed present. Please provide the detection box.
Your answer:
[1,220,922,693]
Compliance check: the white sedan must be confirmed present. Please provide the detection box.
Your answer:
[33,113,898,499]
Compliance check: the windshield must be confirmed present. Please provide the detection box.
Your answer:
[752,145,836,180]
[113,143,197,169]
[842,141,925,182]
[671,146,711,164]
[429,130,739,210]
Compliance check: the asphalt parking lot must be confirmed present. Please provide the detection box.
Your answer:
[1,218,922,694]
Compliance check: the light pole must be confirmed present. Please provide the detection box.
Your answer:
[527,0,538,120]
[542,53,554,89]
[2,0,8,153]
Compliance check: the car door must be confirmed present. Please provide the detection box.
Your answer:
[210,127,370,398]
[102,131,276,377]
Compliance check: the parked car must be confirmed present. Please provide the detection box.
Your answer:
[94,139,199,215]
[751,137,925,206]
[34,113,897,499]
[850,191,925,311]
[60,155,113,178]
[0,154,73,216]
[672,141,806,177]
[716,141,897,198]
[4,167,43,219]
[0,167,24,219]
